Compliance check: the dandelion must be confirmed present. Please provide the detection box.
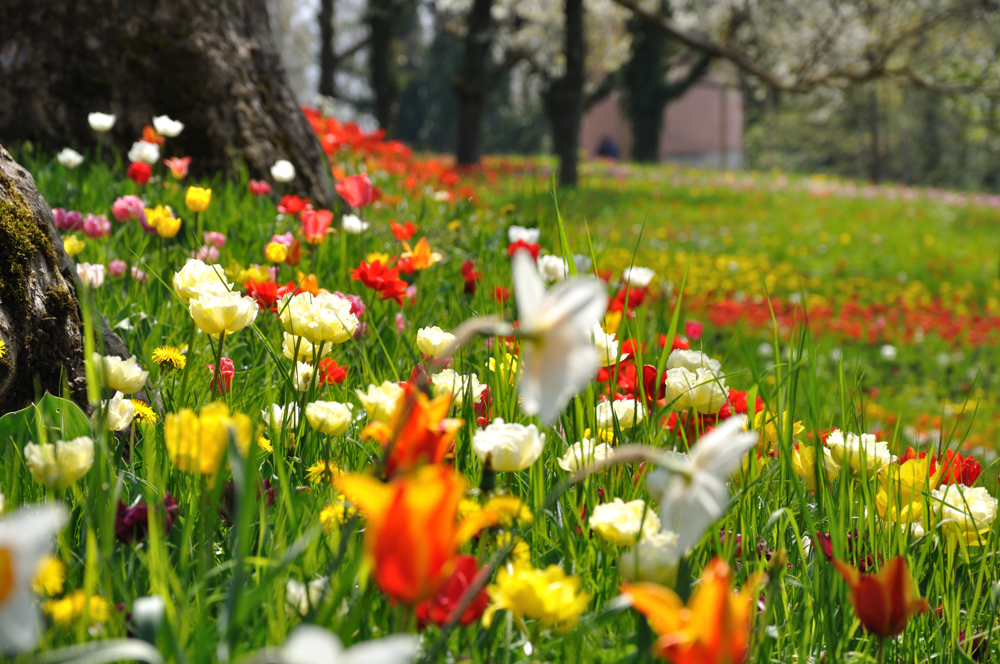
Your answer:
[152,345,186,372]
[43,590,113,628]
[31,556,66,596]
[305,460,341,486]
[130,400,158,425]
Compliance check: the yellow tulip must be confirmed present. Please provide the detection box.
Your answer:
[62,235,85,258]
[185,186,212,213]
[164,402,252,476]
[264,242,288,264]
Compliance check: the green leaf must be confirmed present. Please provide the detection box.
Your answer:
[0,392,92,448]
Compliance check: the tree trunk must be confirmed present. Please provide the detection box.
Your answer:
[0,145,151,415]
[0,0,332,207]
[547,0,585,187]
[368,0,403,136]
[869,84,882,183]
[453,0,495,166]
[318,0,337,98]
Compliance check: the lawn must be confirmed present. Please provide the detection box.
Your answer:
[1,115,997,663]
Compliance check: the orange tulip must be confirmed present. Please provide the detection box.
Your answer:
[400,238,442,271]
[363,383,463,478]
[624,558,762,664]
[337,465,496,604]
[833,556,929,638]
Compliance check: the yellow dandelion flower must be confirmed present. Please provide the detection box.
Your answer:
[305,460,341,485]
[319,497,358,533]
[130,400,158,425]
[0,339,6,359]
[484,494,534,527]
[152,345,186,372]
[257,436,274,454]
[43,590,113,628]
[497,532,531,565]
[31,555,66,596]
[458,498,483,521]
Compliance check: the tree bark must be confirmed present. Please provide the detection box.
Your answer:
[0,145,150,415]
[454,0,496,166]
[546,0,586,187]
[368,0,406,137]
[0,0,332,207]
[319,0,337,98]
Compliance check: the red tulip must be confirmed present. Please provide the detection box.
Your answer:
[833,556,929,638]
[391,220,417,240]
[127,162,153,185]
[415,555,489,628]
[301,209,334,245]
[249,179,272,196]
[207,358,235,394]
[335,173,374,208]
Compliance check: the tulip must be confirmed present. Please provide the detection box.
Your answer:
[56,148,84,169]
[337,465,496,604]
[248,179,272,196]
[589,498,661,547]
[82,213,111,239]
[127,161,153,185]
[87,112,116,132]
[203,231,226,248]
[301,209,335,245]
[24,437,95,489]
[277,291,359,345]
[415,555,489,628]
[108,259,127,277]
[173,258,233,303]
[102,391,135,431]
[164,401,252,476]
[92,353,149,394]
[429,369,486,407]
[189,290,259,339]
[471,418,545,472]
[207,358,235,394]
[619,531,681,587]
[362,383,462,477]
[399,238,441,271]
[335,173,374,208]
[76,263,105,288]
[115,493,180,544]
[152,115,184,137]
[625,557,762,664]
[112,195,145,222]
[62,235,85,258]
[342,213,370,235]
[264,242,288,263]
[128,141,160,164]
[833,556,929,638]
[390,220,416,240]
[280,625,417,664]
[483,563,591,631]
[305,400,354,436]
[622,265,655,288]
[185,186,212,213]
[261,403,300,429]
[164,156,191,179]
[356,381,405,423]
[271,159,296,183]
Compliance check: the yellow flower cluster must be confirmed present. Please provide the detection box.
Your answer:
[483,563,591,631]
[164,402,252,476]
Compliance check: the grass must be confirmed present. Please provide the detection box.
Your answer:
[1,139,998,663]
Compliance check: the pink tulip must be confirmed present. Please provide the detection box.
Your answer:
[207,358,235,394]
[203,231,227,248]
[395,312,407,332]
[112,195,145,222]
[131,266,149,282]
[334,173,374,208]
[685,320,704,341]
[270,232,295,248]
[191,246,219,262]
[83,213,112,239]
[108,259,127,277]
[76,262,105,288]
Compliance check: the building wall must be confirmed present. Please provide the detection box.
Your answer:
[580,74,744,168]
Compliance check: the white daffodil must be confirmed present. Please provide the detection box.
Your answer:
[0,503,69,654]
[511,248,607,424]
[652,416,757,553]
[280,624,418,664]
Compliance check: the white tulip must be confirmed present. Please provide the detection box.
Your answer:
[172,259,233,304]
[277,292,359,346]
[593,324,625,367]
[689,368,728,414]
[152,115,184,137]
[0,504,69,653]
[127,141,160,164]
[356,382,404,422]
[342,214,370,234]
[510,248,607,424]
[619,531,681,586]
[188,290,259,339]
[537,254,568,283]
[87,112,116,132]
[663,367,697,411]
[596,398,644,431]
[92,353,149,394]
[282,333,330,362]
[508,225,540,244]
[280,624,418,664]
[103,391,135,431]
[57,148,84,169]
[292,362,315,392]
[622,266,655,288]
[76,263,106,289]
[285,578,328,617]
[824,430,896,478]
[430,369,486,407]
[262,403,300,429]
[666,349,722,375]
[305,401,354,436]
[589,498,660,547]
[24,437,95,489]
[416,326,456,357]
[271,159,296,183]
[558,438,613,472]
[472,418,545,471]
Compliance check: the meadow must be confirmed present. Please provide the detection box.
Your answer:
[1,113,998,663]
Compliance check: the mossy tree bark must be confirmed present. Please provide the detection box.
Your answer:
[0,144,144,415]
[0,0,332,206]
